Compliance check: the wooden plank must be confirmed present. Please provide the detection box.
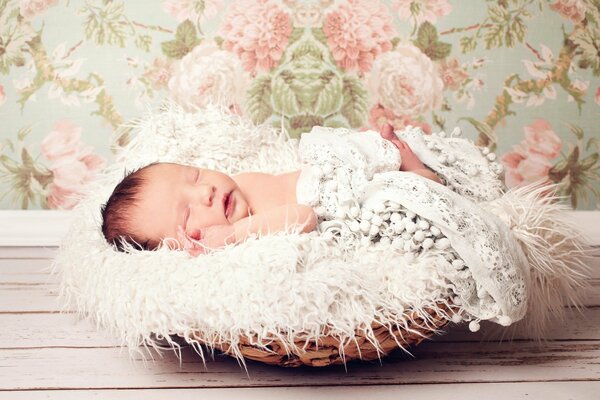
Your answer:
[0,381,599,400]
[0,247,58,259]
[0,341,598,390]
[1,306,599,349]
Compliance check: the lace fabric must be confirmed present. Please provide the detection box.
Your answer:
[296,126,529,327]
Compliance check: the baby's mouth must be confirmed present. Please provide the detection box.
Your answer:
[223,191,233,220]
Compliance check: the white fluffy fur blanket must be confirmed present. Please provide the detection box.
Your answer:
[54,103,592,369]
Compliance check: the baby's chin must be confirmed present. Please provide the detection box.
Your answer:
[231,191,250,221]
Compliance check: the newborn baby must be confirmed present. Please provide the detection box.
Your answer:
[101,124,441,256]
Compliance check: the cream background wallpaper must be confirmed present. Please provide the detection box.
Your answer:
[0,0,598,210]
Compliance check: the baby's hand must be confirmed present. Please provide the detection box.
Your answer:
[176,225,236,257]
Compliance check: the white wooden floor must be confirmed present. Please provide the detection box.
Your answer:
[1,245,599,400]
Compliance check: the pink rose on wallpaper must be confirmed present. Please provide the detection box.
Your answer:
[439,57,469,91]
[168,42,248,112]
[40,120,84,162]
[219,0,292,74]
[0,84,5,106]
[323,0,395,73]
[143,57,174,90]
[19,0,58,19]
[46,185,80,210]
[162,0,223,23]
[41,120,106,210]
[523,119,562,159]
[392,0,452,24]
[500,119,562,189]
[368,104,431,134]
[367,43,443,116]
[502,149,553,188]
[550,0,586,24]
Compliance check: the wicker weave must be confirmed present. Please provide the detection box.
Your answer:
[201,303,454,367]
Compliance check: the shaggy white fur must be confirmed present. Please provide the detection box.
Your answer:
[54,102,592,371]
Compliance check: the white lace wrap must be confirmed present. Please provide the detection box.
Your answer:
[296,126,529,328]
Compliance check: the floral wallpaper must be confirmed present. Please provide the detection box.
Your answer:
[1,0,599,210]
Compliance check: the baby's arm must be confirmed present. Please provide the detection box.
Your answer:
[233,204,317,243]
[180,204,317,256]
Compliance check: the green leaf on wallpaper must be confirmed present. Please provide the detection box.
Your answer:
[568,123,584,140]
[483,3,529,50]
[288,28,304,46]
[161,20,201,59]
[323,116,348,129]
[314,70,343,116]
[415,22,437,48]
[568,146,580,166]
[20,148,34,169]
[414,22,451,60]
[0,154,19,174]
[341,75,367,128]
[81,1,127,47]
[580,153,599,171]
[311,28,327,46]
[571,27,600,76]
[587,137,600,151]
[272,71,301,116]
[289,115,324,137]
[135,34,152,52]
[16,126,32,142]
[246,75,273,125]
[460,36,477,53]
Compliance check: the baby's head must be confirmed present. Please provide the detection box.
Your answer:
[101,162,249,252]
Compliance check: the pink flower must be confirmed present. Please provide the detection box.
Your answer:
[46,152,106,210]
[41,120,106,210]
[46,184,80,210]
[439,57,469,91]
[323,0,395,73]
[19,0,58,19]
[51,158,91,192]
[0,84,5,106]
[368,104,431,134]
[501,146,552,188]
[40,120,84,162]
[550,0,586,24]
[523,119,562,159]
[367,43,443,116]
[162,0,223,23]
[168,42,248,111]
[143,57,174,91]
[219,0,293,74]
[500,120,562,189]
[392,0,452,24]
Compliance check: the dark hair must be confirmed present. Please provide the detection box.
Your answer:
[100,162,160,252]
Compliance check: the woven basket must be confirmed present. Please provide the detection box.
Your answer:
[198,302,455,367]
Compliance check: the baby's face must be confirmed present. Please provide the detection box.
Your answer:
[129,163,250,248]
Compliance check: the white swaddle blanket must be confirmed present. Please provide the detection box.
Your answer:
[295,126,528,328]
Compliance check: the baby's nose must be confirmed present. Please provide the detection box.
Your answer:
[198,184,216,206]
